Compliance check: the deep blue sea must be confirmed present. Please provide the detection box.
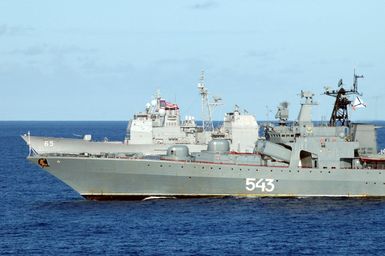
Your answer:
[2,121,385,255]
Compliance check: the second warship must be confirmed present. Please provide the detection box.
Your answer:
[22,72,259,155]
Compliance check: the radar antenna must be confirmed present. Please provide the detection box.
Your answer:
[275,101,289,125]
[324,70,364,126]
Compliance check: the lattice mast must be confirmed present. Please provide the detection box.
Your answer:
[324,70,364,126]
[197,71,223,131]
[197,71,214,131]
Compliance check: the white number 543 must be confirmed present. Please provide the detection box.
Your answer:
[245,178,275,192]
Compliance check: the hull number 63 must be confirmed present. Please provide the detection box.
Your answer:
[245,178,275,192]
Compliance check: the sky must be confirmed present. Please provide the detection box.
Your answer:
[0,0,384,121]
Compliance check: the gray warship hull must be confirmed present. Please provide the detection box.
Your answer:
[22,135,207,156]
[28,155,385,199]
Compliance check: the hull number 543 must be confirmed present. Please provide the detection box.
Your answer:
[245,178,275,192]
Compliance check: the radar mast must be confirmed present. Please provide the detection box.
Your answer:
[324,70,364,126]
[197,71,223,131]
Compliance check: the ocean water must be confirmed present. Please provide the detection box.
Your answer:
[1,121,385,255]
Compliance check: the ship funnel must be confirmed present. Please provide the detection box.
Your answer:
[297,91,317,125]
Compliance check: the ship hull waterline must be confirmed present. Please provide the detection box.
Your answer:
[28,156,385,200]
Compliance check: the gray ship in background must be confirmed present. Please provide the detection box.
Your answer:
[26,72,385,199]
[22,72,259,155]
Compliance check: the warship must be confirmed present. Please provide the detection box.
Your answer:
[22,72,259,155]
[26,72,385,199]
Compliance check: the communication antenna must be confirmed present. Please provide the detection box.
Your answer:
[265,105,272,123]
[27,131,31,156]
[353,68,364,94]
[210,96,223,116]
[150,89,161,113]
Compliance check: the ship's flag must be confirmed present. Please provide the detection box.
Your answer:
[352,96,367,110]
[165,101,179,109]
